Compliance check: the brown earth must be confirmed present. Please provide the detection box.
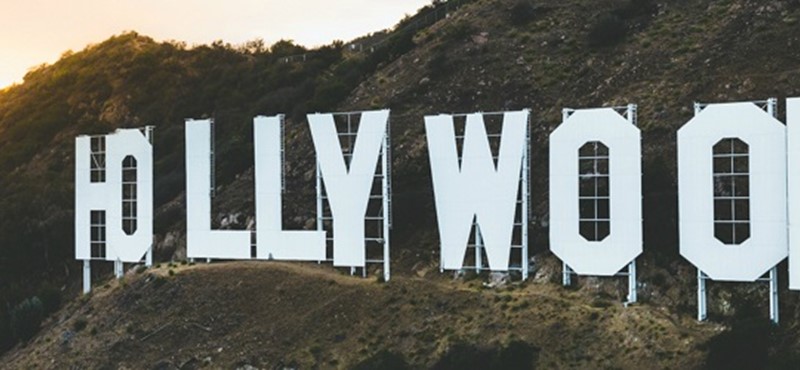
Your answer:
[2,260,719,369]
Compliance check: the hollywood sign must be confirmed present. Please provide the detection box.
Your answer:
[75,97,800,323]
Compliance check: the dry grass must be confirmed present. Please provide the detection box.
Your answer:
[2,261,719,369]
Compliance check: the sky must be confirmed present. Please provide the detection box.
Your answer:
[0,0,431,88]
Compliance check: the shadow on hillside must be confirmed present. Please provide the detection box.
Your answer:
[353,340,539,370]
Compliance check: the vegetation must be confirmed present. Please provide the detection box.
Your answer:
[508,1,537,26]
[0,0,474,352]
[9,297,44,342]
[433,341,539,370]
[0,263,717,368]
[587,14,628,47]
[587,0,657,47]
[0,30,422,354]
[352,350,410,370]
[2,0,800,366]
[0,19,427,281]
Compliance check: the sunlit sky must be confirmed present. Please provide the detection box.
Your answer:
[0,0,431,88]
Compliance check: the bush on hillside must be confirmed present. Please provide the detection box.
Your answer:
[37,284,62,316]
[434,341,539,370]
[0,310,13,352]
[10,297,44,342]
[587,0,656,47]
[509,0,536,26]
[352,350,410,370]
[705,317,771,370]
[587,14,627,47]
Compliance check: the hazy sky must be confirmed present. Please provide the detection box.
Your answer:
[0,0,431,88]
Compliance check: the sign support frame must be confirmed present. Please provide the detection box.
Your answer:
[693,98,780,324]
[314,111,392,281]
[559,104,639,304]
[433,111,531,279]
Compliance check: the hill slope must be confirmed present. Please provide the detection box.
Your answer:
[2,262,719,369]
[4,0,800,366]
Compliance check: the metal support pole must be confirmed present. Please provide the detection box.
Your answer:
[347,114,352,161]
[770,266,779,324]
[316,159,324,264]
[280,115,286,193]
[206,258,211,264]
[627,260,637,303]
[627,104,638,127]
[475,224,483,273]
[563,262,572,286]
[146,247,153,267]
[767,97,777,117]
[209,119,216,198]
[114,260,123,278]
[382,121,391,282]
[698,269,707,321]
[766,97,780,324]
[626,106,637,303]
[145,126,154,268]
[83,260,91,294]
[251,230,258,259]
[522,111,530,280]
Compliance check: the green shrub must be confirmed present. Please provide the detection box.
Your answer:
[10,297,44,342]
[0,310,13,352]
[444,22,475,43]
[587,14,627,47]
[434,341,539,370]
[494,341,540,369]
[353,350,409,370]
[509,1,536,26]
[587,0,656,48]
[615,0,657,19]
[705,317,771,370]
[37,285,62,315]
[72,318,88,332]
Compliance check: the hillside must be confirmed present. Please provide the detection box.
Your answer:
[2,262,720,369]
[3,0,800,367]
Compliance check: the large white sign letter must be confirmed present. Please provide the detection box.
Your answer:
[185,119,250,259]
[308,110,389,267]
[254,115,325,260]
[678,102,786,281]
[549,108,642,276]
[75,129,153,262]
[425,111,528,271]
